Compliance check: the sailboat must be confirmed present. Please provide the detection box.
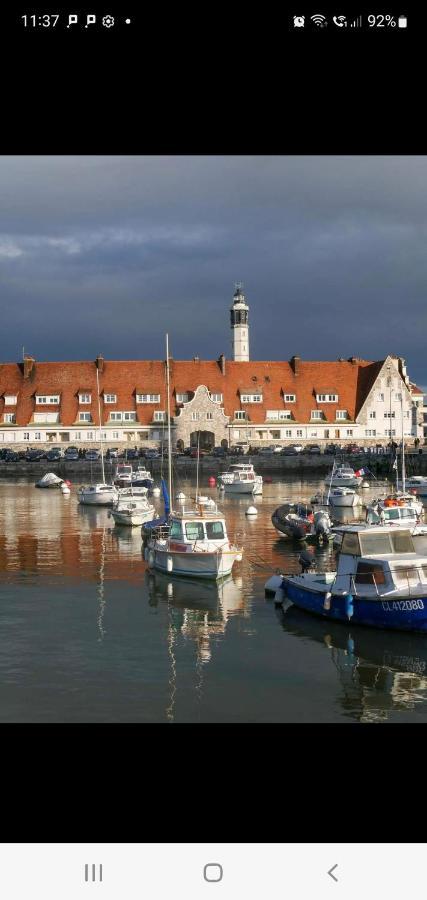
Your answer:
[143,335,243,580]
[78,364,118,506]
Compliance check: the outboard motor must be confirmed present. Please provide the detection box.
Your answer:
[299,549,315,573]
[314,511,332,543]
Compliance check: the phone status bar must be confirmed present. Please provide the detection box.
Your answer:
[20,13,133,29]
[291,13,407,28]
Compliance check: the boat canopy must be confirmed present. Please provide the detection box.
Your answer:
[340,527,415,557]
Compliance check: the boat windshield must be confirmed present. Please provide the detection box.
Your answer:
[206,521,225,539]
[170,520,183,539]
[359,531,415,555]
[185,521,205,540]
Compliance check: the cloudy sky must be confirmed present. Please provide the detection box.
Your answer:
[0,156,426,388]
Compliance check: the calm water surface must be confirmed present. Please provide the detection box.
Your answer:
[1,474,427,723]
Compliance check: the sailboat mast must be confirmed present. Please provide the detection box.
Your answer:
[166,333,172,504]
[401,392,406,493]
[96,364,106,484]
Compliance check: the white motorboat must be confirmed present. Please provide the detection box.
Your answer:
[114,463,133,486]
[143,334,243,580]
[118,485,148,498]
[35,472,64,489]
[374,493,424,516]
[218,462,263,494]
[78,483,118,506]
[327,465,363,488]
[365,502,426,531]
[398,476,427,497]
[328,486,362,508]
[131,465,154,488]
[110,495,155,526]
[144,504,243,579]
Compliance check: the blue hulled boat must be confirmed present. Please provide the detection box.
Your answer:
[265,525,427,633]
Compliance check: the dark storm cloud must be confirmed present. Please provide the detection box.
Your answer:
[0,156,426,388]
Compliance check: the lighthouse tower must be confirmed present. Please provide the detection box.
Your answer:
[230,283,249,361]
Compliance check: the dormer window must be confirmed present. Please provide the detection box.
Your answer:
[210,393,223,403]
[336,410,348,420]
[316,394,338,403]
[35,395,60,405]
[311,410,324,420]
[79,393,91,404]
[3,394,17,405]
[283,394,296,403]
[104,393,117,404]
[240,393,262,403]
[176,393,190,403]
[136,393,160,403]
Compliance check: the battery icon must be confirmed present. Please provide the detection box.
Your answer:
[398,15,407,27]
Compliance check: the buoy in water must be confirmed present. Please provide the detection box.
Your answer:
[208,476,216,486]
[61,483,70,495]
[176,491,186,501]
[361,480,370,488]
[246,505,258,516]
[152,486,161,497]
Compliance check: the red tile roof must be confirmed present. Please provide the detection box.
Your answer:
[0,355,415,427]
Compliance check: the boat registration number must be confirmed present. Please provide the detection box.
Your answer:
[381,599,424,612]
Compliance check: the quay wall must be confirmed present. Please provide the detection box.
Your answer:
[1,452,427,480]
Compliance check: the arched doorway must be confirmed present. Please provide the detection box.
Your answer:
[190,430,215,450]
[176,439,184,452]
[221,438,228,450]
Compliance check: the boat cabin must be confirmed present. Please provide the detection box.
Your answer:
[151,508,230,552]
[334,526,427,596]
[367,505,418,525]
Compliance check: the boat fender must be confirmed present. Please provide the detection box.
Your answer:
[345,593,354,620]
[167,556,173,572]
[148,550,155,568]
[323,592,332,610]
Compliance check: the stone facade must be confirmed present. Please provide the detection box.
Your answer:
[173,385,229,449]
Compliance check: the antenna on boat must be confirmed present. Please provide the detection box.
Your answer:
[96,363,106,484]
[165,333,172,510]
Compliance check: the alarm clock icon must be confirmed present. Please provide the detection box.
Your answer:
[293,16,305,26]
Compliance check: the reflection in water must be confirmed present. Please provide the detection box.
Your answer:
[277,604,427,722]
[1,476,427,722]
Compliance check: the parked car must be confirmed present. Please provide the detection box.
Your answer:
[85,449,100,461]
[272,445,283,453]
[281,447,298,455]
[235,443,250,454]
[347,444,363,454]
[258,447,274,455]
[2,449,19,461]
[123,449,139,460]
[302,444,322,455]
[46,448,62,461]
[212,447,227,458]
[106,448,119,459]
[64,447,79,461]
[25,448,46,461]
[145,449,160,459]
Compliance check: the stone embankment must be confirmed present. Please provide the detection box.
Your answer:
[1,452,426,480]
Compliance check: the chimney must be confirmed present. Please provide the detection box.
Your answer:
[290,355,301,375]
[348,356,359,365]
[23,356,35,379]
[193,356,200,362]
[217,353,226,376]
[95,354,104,373]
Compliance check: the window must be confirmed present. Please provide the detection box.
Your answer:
[34,412,60,423]
[112,431,119,440]
[170,520,183,539]
[384,411,395,418]
[296,429,303,437]
[191,412,200,421]
[395,393,402,401]
[346,429,353,436]
[365,429,376,436]
[75,432,81,440]
[4,413,15,423]
[206,521,225,540]
[284,429,292,437]
[35,395,60,405]
[316,394,338,403]
[266,410,292,420]
[385,429,396,436]
[86,431,94,440]
[206,412,213,421]
[154,411,166,422]
[24,432,30,440]
[123,412,136,421]
[104,394,117,403]
[176,393,189,403]
[310,431,318,437]
[355,562,386,586]
[336,410,347,420]
[311,411,323,420]
[4,395,17,405]
[185,521,205,540]
[79,412,92,422]
[210,393,223,403]
[136,394,160,403]
[369,411,376,419]
[284,394,296,403]
[378,393,384,401]
[240,394,262,403]
[79,393,91,404]
[34,432,41,441]
[235,411,246,420]
[341,532,361,555]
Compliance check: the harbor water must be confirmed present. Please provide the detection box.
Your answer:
[1,474,427,723]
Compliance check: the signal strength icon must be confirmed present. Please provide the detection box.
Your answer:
[350,15,362,27]
[311,13,327,26]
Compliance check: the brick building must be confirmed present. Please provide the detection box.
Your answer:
[0,286,424,449]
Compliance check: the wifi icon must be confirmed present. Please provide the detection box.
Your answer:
[311,13,327,25]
